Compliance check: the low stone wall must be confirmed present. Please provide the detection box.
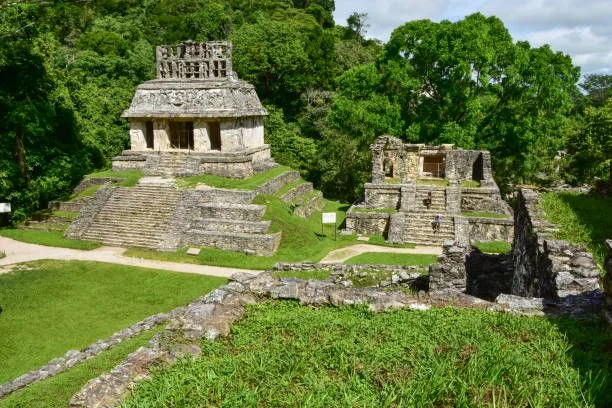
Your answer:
[293,192,324,218]
[256,171,300,195]
[344,208,391,235]
[65,187,114,240]
[511,188,600,299]
[111,155,147,171]
[363,183,401,209]
[0,308,184,399]
[69,272,502,407]
[197,187,256,204]
[49,197,91,212]
[182,230,281,256]
[467,217,514,243]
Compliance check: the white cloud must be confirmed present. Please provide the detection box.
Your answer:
[333,0,612,74]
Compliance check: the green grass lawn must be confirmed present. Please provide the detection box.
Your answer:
[126,197,358,270]
[0,229,101,250]
[541,192,612,268]
[460,180,481,188]
[123,301,612,407]
[474,240,512,254]
[0,327,162,408]
[0,260,226,383]
[345,252,438,266]
[176,165,291,189]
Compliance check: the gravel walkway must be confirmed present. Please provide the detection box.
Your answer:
[0,236,261,278]
[319,244,442,264]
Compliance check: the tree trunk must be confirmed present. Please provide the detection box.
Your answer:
[14,125,28,183]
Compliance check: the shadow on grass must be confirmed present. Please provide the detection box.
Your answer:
[556,192,612,264]
[546,314,612,407]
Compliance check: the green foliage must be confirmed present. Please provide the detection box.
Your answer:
[0,328,161,408]
[473,241,512,254]
[264,106,317,170]
[541,192,612,268]
[124,302,612,407]
[564,98,612,184]
[0,260,226,383]
[345,252,438,266]
[0,229,101,250]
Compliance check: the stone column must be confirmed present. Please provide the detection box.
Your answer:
[399,182,416,212]
[129,121,147,151]
[481,152,495,187]
[453,216,470,246]
[371,146,384,183]
[429,242,468,292]
[445,182,461,214]
[220,119,242,151]
[193,121,210,152]
[154,120,171,151]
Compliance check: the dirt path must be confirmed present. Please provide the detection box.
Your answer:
[0,236,261,278]
[319,244,442,264]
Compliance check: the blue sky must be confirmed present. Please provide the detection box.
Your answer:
[333,0,612,75]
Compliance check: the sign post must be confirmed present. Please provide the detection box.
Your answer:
[321,212,337,240]
[0,203,10,213]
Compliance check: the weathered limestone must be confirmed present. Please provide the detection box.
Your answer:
[346,135,512,245]
[429,242,469,292]
[113,40,273,179]
[512,188,600,299]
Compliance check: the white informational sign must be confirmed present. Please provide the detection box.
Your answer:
[322,212,336,224]
[0,203,10,213]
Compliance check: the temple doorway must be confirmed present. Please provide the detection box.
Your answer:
[169,121,194,149]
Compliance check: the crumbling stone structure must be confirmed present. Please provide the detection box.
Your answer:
[113,41,273,178]
[346,135,512,246]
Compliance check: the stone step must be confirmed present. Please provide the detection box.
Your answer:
[197,188,256,205]
[198,202,266,221]
[184,229,281,256]
[281,182,313,203]
[256,171,301,195]
[190,218,271,234]
[293,191,324,218]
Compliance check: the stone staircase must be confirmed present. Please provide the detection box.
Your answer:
[79,184,182,248]
[414,187,446,211]
[184,188,280,255]
[279,181,324,218]
[389,210,455,246]
[144,154,199,177]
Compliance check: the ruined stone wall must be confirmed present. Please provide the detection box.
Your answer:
[256,171,301,195]
[64,187,114,239]
[460,187,512,215]
[511,189,600,298]
[344,210,391,235]
[199,158,253,178]
[363,183,402,209]
[465,251,513,300]
[467,217,514,243]
[429,242,469,292]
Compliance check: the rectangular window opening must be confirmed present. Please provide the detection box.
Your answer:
[209,122,221,150]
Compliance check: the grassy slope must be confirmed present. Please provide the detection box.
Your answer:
[0,260,226,383]
[126,197,358,269]
[177,165,291,189]
[0,328,162,408]
[0,229,101,250]
[541,192,612,268]
[345,252,438,266]
[123,301,612,407]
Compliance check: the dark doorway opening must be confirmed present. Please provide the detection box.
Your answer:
[169,121,194,150]
[145,121,154,149]
[472,154,484,181]
[422,155,445,178]
[209,122,221,150]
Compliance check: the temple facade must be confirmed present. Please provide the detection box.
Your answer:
[345,135,513,246]
[113,41,273,178]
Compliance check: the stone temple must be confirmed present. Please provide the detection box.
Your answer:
[345,135,514,245]
[113,40,274,178]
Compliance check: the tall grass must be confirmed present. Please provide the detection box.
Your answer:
[123,302,611,407]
